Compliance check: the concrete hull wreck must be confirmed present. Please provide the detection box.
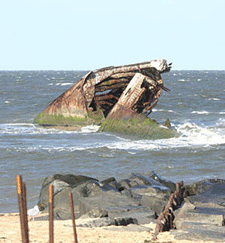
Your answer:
[34,59,176,139]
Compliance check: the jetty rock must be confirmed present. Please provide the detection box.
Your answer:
[36,172,175,225]
[34,60,177,139]
[34,173,225,241]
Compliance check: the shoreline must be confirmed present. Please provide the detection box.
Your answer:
[0,213,216,243]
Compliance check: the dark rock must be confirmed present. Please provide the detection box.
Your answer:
[119,173,171,216]
[149,171,176,192]
[79,189,155,224]
[184,178,225,197]
[38,174,98,210]
[141,195,168,216]
[173,183,225,243]
[120,173,172,192]
[172,224,225,242]
[100,177,123,191]
[75,217,139,228]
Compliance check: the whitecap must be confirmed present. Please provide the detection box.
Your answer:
[191,111,209,115]
[208,98,220,101]
[80,125,100,133]
[60,83,73,86]
[178,79,186,82]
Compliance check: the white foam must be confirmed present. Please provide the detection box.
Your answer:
[191,110,209,115]
[0,123,78,135]
[80,125,100,133]
[56,82,73,86]
[208,98,220,101]
[1,119,225,152]
[105,120,225,150]
[61,82,73,86]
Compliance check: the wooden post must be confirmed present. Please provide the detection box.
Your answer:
[49,184,54,243]
[16,175,29,243]
[68,192,78,243]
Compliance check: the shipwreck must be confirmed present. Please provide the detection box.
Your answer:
[34,59,177,139]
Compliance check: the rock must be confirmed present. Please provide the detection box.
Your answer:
[36,172,172,224]
[37,174,98,209]
[79,189,155,225]
[141,195,168,216]
[172,180,225,242]
[149,171,176,192]
[75,217,138,228]
[184,178,225,197]
[119,173,172,216]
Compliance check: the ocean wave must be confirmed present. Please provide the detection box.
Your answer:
[152,108,176,113]
[0,123,99,135]
[191,110,209,115]
[80,125,100,133]
[56,82,73,86]
[48,82,73,86]
[106,121,225,150]
[208,98,220,101]
[1,120,224,152]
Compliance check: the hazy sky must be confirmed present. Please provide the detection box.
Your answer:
[1,0,224,70]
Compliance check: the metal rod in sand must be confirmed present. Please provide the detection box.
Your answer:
[16,175,29,243]
[49,184,54,243]
[68,192,78,243]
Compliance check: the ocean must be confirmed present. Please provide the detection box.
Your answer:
[0,70,225,213]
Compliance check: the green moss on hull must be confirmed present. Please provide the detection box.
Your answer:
[98,115,177,139]
[34,111,105,128]
[34,113,89,127]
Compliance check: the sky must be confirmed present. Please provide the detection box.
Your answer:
[0,0,225,70]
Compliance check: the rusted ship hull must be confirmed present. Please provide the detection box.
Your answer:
[34,59,176,139]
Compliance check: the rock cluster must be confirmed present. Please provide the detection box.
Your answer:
[37,172,175,226]
[36,173,225,242]
[172,179,225,242]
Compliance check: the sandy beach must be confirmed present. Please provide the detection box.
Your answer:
[0,213,217,243]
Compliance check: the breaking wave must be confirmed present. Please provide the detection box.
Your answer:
[1,119,224,152]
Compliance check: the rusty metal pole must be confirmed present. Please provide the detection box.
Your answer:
[68,192,78,243]
[49,184,54,243]
[16,175,29,243]
[22,182,29,242]
[16,175,25,243]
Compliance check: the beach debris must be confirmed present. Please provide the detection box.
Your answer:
[152,181,184,240]
[34,59,173,138]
